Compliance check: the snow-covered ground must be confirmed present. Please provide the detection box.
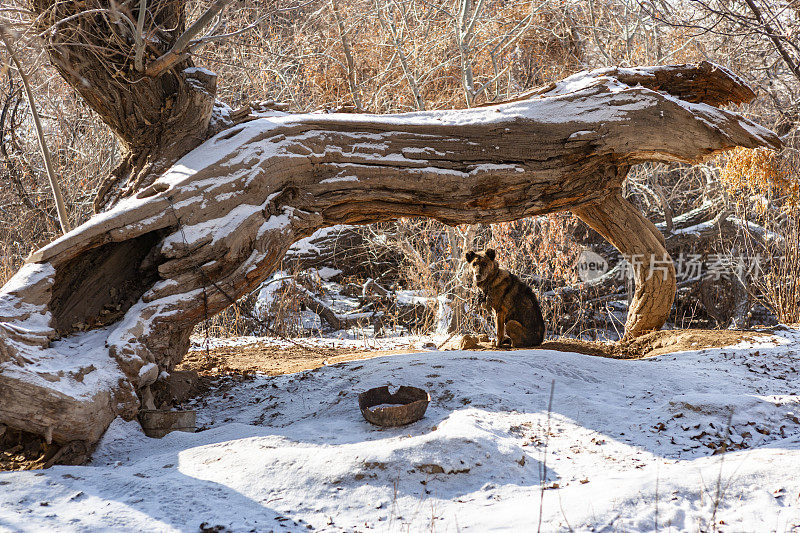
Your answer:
[2,330,800,532]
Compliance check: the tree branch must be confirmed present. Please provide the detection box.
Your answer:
[741,0,800,84]
[133,0,148,72]
[0,62,781,445]
[143,0,232,78]
[330,0,363,111]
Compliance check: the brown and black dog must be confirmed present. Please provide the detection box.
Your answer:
[465,249,545,348]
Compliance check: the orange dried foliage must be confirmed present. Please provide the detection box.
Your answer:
[721,147,799,207]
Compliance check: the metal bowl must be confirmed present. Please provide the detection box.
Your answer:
[358,386,430,427]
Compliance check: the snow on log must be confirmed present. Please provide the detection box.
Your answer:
[0,62,781,444]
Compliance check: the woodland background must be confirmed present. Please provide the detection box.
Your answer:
[1,0,798,341]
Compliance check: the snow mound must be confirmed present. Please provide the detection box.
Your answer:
[1,330,800,532]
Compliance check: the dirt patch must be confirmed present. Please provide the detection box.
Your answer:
[174,344,422,406]
[176,328,766,381]
[615,328,761,358]
[523,329,760,359]
[178,343,418,377]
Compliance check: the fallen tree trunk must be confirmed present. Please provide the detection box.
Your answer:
[0,62,781,444]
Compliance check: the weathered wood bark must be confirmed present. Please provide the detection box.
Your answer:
[0,62,781,444]
[573,191,677,339]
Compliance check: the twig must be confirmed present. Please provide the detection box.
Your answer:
[0,86,59,226]
[330,0,363,111]
[188,17,264,49]
[709,412,734,532]
[741,0,800,84]
[454,0,486,106]
[34,8,138,39]
[375,0,425,110]
[654,464,660,532]
[588,0,613,66]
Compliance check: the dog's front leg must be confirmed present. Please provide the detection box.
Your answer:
[494,310,505,348]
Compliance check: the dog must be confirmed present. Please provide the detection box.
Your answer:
[465,248,545,348]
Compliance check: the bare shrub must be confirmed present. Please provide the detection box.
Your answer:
[489,214,583,336]
[721,142,800,324]
[363,219,473,335]
[0,63,117,286]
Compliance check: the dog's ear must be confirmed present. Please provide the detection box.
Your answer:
[485,248,496,261]
[465,251,476,262]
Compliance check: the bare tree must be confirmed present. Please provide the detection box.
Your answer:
[648,0,800,131]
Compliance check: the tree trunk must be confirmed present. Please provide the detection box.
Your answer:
[0,62,781,445]
[572,191,677,339]
[29,0,222,211]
